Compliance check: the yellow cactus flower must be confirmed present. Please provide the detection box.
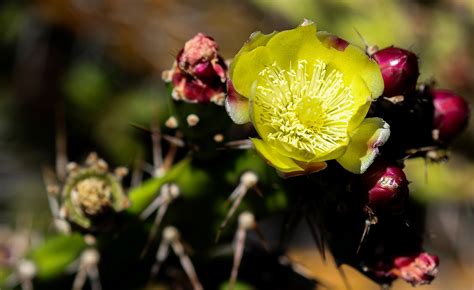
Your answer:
[226,21,390,176]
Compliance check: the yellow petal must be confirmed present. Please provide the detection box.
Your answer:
[229,31,277,98]
[348,97,371,132]
[225,80,250,124]
[251,138,304,173]
[230,46,273,98]
[231,31,277,60]
[330,46,384,130]
[331,45,384,100]
[251,138,327,176]
[281,160,328,178]
[264,23,333,70]
[336,118,390,174]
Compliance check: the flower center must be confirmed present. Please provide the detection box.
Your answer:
[296,96,324,130]
[75,177,112,216]
[254,59,354,158]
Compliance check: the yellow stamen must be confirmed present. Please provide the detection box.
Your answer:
[255,60,354,157]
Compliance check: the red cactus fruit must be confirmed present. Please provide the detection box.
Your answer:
[432,89,470,143]
[372,47,419,97]
[361,161,409,215]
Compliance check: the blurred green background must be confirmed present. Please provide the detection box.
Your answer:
[0,0,472,289]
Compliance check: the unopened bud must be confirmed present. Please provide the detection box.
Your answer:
[163,33,227,105]
[62,153,128,231]
[431,89,469,143]
[361,162,409,215]
[372,46,419,97]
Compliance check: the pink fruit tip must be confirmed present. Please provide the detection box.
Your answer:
[432,89,470,143]
[162,33,227,105]
[372,46,419,97]
[393,252,439,286]
[180,33,219,67]
[361,161,409,215]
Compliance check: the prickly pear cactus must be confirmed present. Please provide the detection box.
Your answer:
[1,20,469,290]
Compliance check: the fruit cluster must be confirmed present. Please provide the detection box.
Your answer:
[355,43,468,286]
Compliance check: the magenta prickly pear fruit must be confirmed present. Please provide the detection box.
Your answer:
[372,47,419,97]
[361,161,409,215]
[431,89,470,143]
[163,33,227,105]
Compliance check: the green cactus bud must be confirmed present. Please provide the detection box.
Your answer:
[61,153,129,231]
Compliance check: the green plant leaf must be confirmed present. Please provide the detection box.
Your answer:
[29,234,86,279]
